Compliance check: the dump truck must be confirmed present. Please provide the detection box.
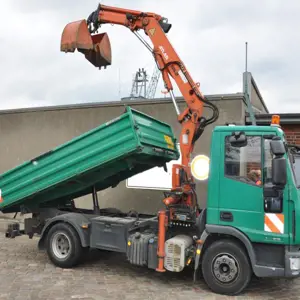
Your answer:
[3,114,300,296]
[3,3,300,297]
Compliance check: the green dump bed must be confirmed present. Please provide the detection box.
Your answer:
[0,107,179,213]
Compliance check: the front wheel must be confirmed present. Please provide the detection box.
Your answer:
[46,222,83,268]
[201,239,252,295]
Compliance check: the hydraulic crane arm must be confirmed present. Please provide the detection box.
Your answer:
[61,3,219,209]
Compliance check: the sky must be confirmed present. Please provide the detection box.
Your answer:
[0,0,299,113]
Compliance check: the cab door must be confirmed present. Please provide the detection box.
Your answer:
[218,131,288,243]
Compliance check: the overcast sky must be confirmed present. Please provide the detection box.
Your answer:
[0,0,299,113]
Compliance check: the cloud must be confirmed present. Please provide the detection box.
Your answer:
[0,0,299,113]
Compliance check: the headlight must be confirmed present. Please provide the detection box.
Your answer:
[290,257,300,270]
[190,154,210,181]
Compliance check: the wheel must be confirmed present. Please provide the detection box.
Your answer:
[201,239,252,295]
[46,222,83,268]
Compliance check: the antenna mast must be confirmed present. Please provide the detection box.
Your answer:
[244,42,256,125]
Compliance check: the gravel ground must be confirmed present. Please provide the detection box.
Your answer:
[0,234,299,300]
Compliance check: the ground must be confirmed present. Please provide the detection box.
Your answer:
[0,235,299,300]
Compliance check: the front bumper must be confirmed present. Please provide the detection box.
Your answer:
[285,246,300,277]
[253,245,300,278]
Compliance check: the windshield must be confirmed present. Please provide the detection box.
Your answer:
[294,157,300,186]
[265,139,300,188]
[288,147,300,188]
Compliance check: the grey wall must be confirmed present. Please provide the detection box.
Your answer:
[0,96,245,215]
[251,83,265,112]
[243,72,268,114]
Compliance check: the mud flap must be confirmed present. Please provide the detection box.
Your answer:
[193,230,209,282]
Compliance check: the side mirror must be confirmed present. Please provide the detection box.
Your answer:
[272,157,287,187]
[270,139,285,156]
[229,132,247,148]
[263,185,283,213]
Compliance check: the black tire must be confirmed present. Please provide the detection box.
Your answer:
[46,222,83,268]
[201,239,252,295]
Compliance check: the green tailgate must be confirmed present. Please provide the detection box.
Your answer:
[0,107,179,213]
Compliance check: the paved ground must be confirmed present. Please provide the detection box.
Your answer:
[0,234,300,300]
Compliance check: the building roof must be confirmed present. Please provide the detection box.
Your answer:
[0,93,245,115]
[246,113,300,125]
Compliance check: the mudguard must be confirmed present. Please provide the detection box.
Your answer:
[38,213,91,250]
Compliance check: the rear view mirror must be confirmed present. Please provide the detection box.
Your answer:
[229,132,247,148]
[263,185,283,213]
[272,157,287,187]
[270,139,285,156]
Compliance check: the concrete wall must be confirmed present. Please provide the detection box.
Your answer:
[0,96,245,215]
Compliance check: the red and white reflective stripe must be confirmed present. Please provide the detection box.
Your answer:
[264,213,284,234]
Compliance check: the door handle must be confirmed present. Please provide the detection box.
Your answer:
[220,211,233,222]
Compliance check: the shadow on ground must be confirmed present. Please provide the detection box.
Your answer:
[56,248,297,298]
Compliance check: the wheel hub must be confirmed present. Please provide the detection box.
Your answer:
[52,232,71,259]
[212,253,238,283]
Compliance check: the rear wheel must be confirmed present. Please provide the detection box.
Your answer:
[201,239,252,295]
[46,223,83,268]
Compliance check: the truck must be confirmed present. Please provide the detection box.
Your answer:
[2,3,300,296]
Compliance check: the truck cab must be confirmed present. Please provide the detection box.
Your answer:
[198,116,300,294]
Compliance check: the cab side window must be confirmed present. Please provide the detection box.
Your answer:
[225,135,262,186]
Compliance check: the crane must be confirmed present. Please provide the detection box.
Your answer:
[128,65,160,100]
[146,64,161,99]
[60,3,219,272]
[129,65,161,99]
[130,68,148,99]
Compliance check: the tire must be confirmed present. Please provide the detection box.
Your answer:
[201,239,252,295]
[46,222,83,268]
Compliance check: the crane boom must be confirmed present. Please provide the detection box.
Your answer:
[60,3,219,216]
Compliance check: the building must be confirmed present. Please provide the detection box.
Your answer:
[246,113,300,145]
[0,73,269,215]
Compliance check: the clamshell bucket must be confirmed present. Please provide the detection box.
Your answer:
[60,19,112,69]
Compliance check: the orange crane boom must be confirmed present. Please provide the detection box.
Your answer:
[61,3,219,204]
[61,4,219,270]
